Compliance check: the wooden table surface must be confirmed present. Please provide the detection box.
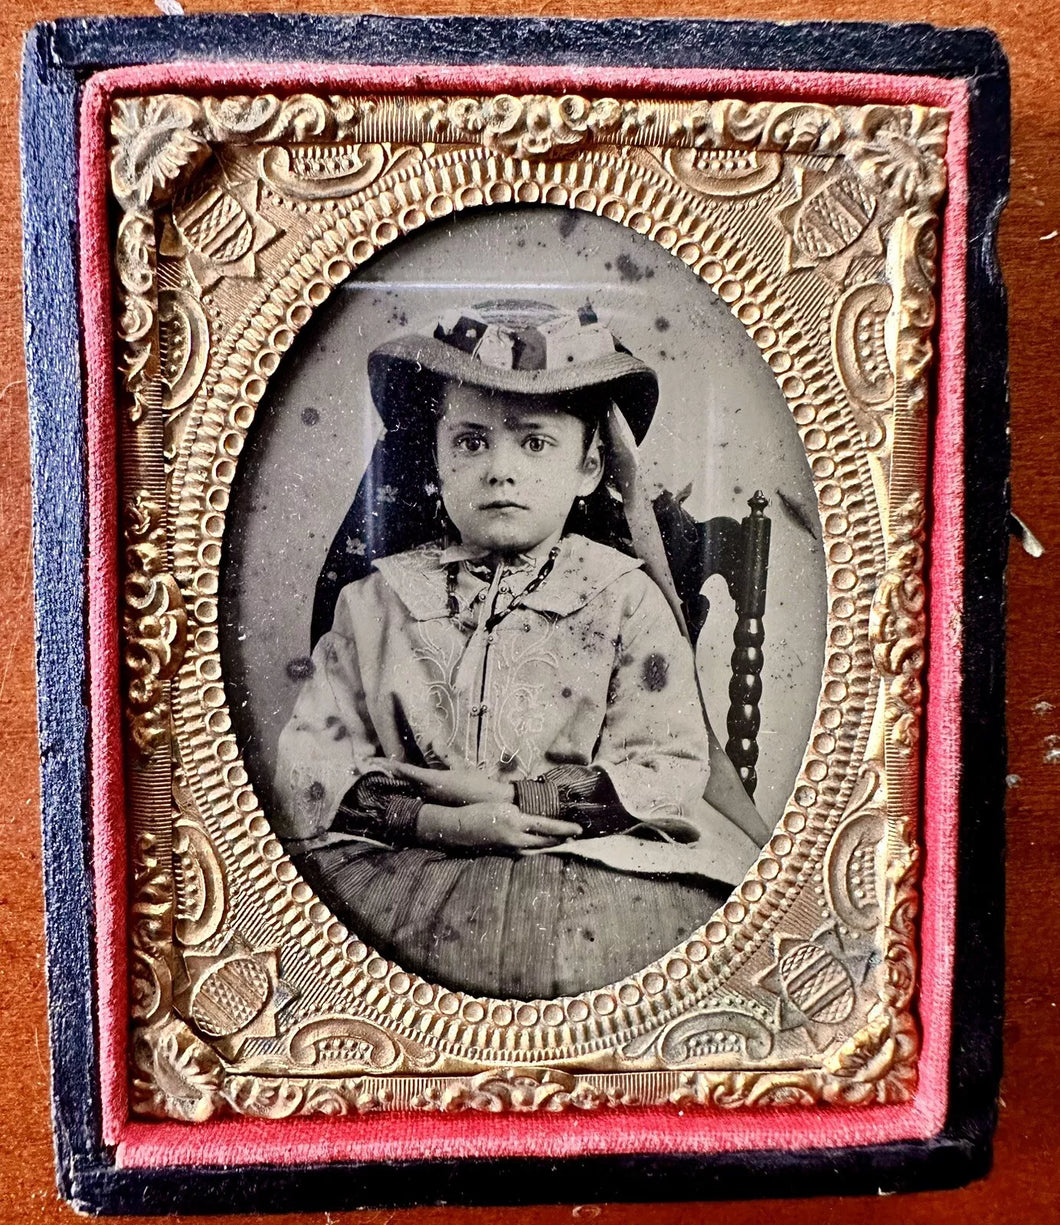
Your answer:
[1,2,1054,1221]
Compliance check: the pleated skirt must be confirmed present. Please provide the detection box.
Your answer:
[299,843,729,999]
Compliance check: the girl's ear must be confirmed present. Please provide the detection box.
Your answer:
[577,427,606,497]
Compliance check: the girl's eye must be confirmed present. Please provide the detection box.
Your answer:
[523,435,549,453]
[454,435,486,454]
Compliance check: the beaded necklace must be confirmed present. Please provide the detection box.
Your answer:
[445,546,561,630]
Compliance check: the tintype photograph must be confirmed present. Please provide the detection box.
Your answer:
[220,206,826,1001]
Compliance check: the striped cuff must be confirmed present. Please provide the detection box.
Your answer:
[385,794,424,845]
[513,776,562,818]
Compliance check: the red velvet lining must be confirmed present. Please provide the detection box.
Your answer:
[78,60,969,1168]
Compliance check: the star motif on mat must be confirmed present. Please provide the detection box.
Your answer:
[774,167,886,285]
[175,931,298,1059]
[756,923,875,1050]
[161,152,282,293]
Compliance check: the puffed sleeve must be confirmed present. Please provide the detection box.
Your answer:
[273,582,389,840]
[592,572,711,837]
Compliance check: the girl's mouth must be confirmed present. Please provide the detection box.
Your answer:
[479,500,528,511]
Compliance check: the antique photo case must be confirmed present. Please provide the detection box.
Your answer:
[21,14,1009,1214]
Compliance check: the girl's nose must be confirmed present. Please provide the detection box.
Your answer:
[485,439,518,483]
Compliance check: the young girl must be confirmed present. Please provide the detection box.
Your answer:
[275,301,764,1000]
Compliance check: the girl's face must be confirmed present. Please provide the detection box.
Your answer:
[436,383,603,556]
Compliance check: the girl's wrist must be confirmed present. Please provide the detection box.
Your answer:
[416,802,449,846]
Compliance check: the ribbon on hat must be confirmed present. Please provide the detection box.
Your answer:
[605,406,771,852]
[604,406,690,638]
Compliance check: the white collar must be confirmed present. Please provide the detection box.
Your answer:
[372,534,643,621]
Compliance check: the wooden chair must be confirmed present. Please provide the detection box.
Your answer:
[652,490,771,799]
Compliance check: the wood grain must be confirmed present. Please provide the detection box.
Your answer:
[1,2,1054,1220]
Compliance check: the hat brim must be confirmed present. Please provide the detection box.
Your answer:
[368,334,659,444]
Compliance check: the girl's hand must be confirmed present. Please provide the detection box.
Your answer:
[416,802,582,851]
[388,761,515,806]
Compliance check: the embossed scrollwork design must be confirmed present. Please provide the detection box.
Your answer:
[224,1076,393,1118]
[676,99,845,153]
[414,1069,632,1114]
[671,1069,821,1109]
[129,832,172,1024]
[624,1009,774,1065]
[870,491,927,756]
[417,93,626,158]
[823,766,887,931]
[202,93,375,143]
[110,88,946,1120]
[115,212,159,426]
[123,492,188,758]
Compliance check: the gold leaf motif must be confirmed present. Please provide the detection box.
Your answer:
[822,1009,919,1105]
[111,96,208,209]
[847,105,948,209]
[131,1016,224,1121]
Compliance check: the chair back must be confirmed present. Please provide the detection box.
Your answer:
[653,491,771,798]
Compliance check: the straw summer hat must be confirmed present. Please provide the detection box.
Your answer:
[367,300,659,443]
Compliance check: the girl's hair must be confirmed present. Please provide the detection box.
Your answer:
[310,383,636,648]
